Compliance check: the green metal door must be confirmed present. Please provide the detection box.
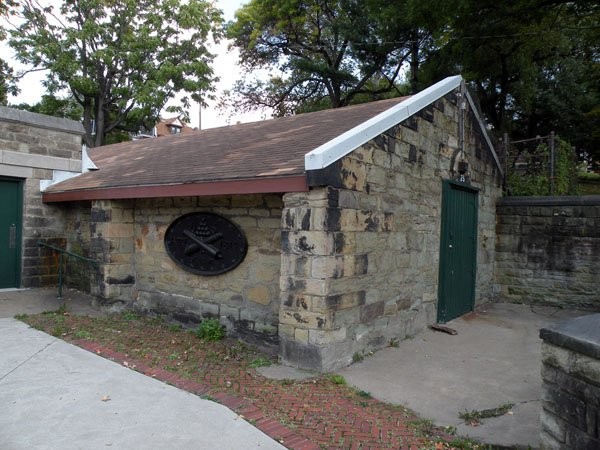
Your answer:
[437,180,478,323]
[0,178,22,288]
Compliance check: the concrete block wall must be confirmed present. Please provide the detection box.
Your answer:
[495,196,600,310]
[0,106,84,287]
[540,314,600,449]
[279,92,503,371]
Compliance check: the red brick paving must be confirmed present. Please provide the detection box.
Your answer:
[75,340,451,450]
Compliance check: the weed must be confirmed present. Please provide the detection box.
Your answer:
[280,378,294,386]
[122,311,139,321]
[328,374,346,385]
[14,313,28,320]
[357,390,372,398]
[249,357,271,368]
[408,418,434,437]
[352,352,364,363]
[459,402,514,426]
[51,325,67,337]
[195,318,225,341]
[167,352,180,360]
[389,337,400,347]
[42,303,67,315]
[444,425,457,435]
[359,401,369,408]
[201,394,215,401]
[447,436,491,449]
[168,323,183,332]
[73,330,92,339]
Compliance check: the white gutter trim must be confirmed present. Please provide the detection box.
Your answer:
[304,75,463,171]
[464,90,504,176]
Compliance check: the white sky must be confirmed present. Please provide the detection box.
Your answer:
[4,0,268,129]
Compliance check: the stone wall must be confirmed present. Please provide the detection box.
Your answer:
[279,92,503,371]
[540,314,600,449]
[495,196,600,310]
[84,194,283,348]
[0,106,84,287]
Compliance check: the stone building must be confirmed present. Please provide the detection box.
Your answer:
[0,107,87,289]
[3,76,504,371]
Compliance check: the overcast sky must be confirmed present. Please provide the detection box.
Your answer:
[4,0,267,129]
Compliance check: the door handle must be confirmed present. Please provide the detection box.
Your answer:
[9,224,16,249]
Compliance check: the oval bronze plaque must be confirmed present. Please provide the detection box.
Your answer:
[164,212,247,276]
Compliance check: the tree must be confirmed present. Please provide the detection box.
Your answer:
[0,0,19,105]
[8,0,222,147]
[225,0,427,116]
[418,0,600,162]
[12,94,83,121]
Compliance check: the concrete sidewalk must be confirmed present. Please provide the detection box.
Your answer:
[0,289,284,450]
[339,303,589,449]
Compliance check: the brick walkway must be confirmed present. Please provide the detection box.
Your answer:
[75,340,451,450]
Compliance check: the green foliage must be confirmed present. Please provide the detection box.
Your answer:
[356,390,372,398]
[224,0,416,116]
[121,311,139,321]
[352,352,364,363]
[11,94,83,120]
[249,357,272,368]
[195,318,225,341]
[328,374,346,385]
[8,0,222,147]
[507,137,579,196]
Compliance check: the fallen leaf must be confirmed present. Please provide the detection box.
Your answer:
[101,395,111,402]
[435,442,444,450]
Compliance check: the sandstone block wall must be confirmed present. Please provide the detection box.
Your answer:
[0,107,84,287]
[80,195,284,347]
[279,93,503,371]
[496,197,600,310]
[540,314,600,449]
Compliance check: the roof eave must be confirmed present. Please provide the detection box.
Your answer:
[42,175,309,203]
[304,75,463,170]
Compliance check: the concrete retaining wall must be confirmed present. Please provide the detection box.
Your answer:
[495,196,600,310]
[540,314,600,449]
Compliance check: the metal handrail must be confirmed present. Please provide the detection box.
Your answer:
[37,240,98,298]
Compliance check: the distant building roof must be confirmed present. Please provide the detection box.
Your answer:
[155,117,195,137]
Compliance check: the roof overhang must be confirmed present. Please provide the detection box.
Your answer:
[305,75,463,170]
[42,175,308,203]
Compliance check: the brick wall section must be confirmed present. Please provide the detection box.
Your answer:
[495,197,600,310]
[539,314,600,449]
[0,107,84,287]
[279,92,503,371]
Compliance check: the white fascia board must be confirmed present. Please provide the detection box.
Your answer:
[305,75,463,171]
[464,90,504,176]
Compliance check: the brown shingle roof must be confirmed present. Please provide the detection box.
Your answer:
[45,97,408,199]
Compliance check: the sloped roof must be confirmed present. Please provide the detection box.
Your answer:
[43,96,409,202]
[155,117,195,137]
